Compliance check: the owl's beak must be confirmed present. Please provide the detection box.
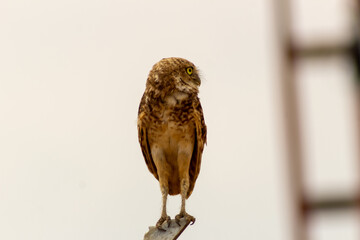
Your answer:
[193,74,201,86]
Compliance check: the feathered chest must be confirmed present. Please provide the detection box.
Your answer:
[145,93,195,127]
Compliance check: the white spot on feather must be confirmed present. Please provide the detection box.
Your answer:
[165,92,189,107]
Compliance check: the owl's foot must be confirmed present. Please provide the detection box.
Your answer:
[156,215,171,231]
[175,212,195,226]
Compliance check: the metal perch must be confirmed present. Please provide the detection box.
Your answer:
[144,218,192,240]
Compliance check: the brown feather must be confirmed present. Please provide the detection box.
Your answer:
[138,94,159,180]
[187,98,207,198]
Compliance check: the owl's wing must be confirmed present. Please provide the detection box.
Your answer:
[137,95,159,180]
[187,98,207,198]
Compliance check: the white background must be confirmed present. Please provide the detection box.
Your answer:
[2,0,358,239]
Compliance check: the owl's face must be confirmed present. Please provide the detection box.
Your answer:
[147,57,201,96]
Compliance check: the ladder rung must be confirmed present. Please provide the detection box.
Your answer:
[302,196,360,213]
[291,44,352,58]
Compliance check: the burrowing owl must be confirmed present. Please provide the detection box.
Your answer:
[137,57,207,230]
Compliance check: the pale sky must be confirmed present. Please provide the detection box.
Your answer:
[1,0,358,239]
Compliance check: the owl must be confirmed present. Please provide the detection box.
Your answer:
[137,57,207,230]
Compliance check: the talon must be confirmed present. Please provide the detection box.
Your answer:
[175,212,195,226]
[157,226,166,232]
[175,215,182,226]
[156,216,171,231]
[166,216,171,228]
[189,217,196,225]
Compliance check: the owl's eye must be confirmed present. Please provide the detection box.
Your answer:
[186,67,193,75]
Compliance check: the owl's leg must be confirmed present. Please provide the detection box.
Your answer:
[175,151,195,226]
[175,178,195,225]
[156,182,171,230]
[152,147,171,230]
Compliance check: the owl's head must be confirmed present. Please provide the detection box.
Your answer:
[146,57,201,97]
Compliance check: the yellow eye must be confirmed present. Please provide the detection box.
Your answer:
[186,67,193,75]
